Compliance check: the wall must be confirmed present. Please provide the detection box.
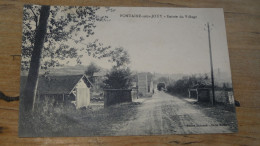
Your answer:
[75,78,90,109]
[215,90,228,103]
[210,90,234,104]
[198,89,210,102]
[196,89,234,105]
[137,73,147,96]
[104,89,132,107]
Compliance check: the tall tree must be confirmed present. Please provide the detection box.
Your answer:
[108,47,130,68]
[23,6,50,111]
[103,48,132,89]
[22,5,112,111]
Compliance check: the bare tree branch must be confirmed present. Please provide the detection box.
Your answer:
[29,7,38,28]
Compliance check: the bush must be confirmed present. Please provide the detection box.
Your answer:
[166,79,190,96]
[166,74,211,97]
[19,99,82,136]
[103,67,133,89]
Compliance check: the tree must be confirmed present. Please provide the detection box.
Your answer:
[156,77,169,85]
[103,68,133,89]
[23,6,50,111]
[22,5,112,70]
[166,74,213,96]
[85,62,100,82]
[107,47,130,68]
[103,47,132,89]
[22,5,113,111]
[85,62,100,77]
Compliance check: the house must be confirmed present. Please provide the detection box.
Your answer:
[20,74,92,109]
[136,72,154,96]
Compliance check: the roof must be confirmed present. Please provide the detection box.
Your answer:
[20,75,92,94]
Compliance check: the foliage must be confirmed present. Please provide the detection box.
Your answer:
[19,98,139,136]
[22,5,130,71]
[107,47,131,68]
[156,77,169,85]
[166,74,211,96]
[85,62,101,84]
[85,62,100,77]
[103,68,133,89]
[101,47,132,89]
[22,5,132,111]
[21,5,112,71]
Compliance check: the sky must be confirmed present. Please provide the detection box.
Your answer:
[46,7,232,76]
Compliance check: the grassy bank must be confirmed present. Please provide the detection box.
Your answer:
[19,101,141,137]
[193,102,238,132]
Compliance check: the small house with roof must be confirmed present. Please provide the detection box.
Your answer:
[21,74,92,109]
[188,82,212,103]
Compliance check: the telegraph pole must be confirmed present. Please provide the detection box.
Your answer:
[206,22,216,105]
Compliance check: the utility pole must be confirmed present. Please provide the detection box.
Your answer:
[206,22,216,105]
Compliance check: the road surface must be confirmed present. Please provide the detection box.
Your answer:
[115,91,231,135]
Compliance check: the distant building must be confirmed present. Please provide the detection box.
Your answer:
[136,72,154,96]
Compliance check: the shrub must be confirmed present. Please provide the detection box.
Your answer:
[19,99,83,136]
[103,67,133,89]
[166,74,211,97]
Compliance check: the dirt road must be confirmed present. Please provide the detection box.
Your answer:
[116,91,232,135]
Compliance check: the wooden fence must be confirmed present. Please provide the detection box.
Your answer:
[104,89,132,107]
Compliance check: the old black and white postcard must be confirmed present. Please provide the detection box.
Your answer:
[19,5,238,137]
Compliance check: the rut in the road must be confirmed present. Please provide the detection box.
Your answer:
[115,91,231,136]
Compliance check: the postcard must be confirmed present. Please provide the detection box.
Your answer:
[19,5,237,137]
